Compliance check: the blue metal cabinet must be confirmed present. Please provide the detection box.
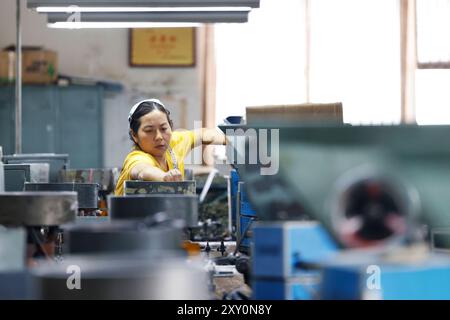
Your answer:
[0,87,14,155]
[22,86,58,153]
[0,85,103,168]
[57,86,103,168]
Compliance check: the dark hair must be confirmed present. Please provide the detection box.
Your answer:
[128,101,173,144]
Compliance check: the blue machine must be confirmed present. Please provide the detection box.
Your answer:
[251,221,450,300]
[253,275,321,300]
[252,221,337,278]
[239,181,256,217]
[237,181,257,252]
[229,169,258,253]
[229,169,240,229]
[233,124,450,300]
[252,221,338,300]
[321,253,450,300]
[239,215,255,249]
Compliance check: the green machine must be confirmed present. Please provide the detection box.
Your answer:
[236,124,450,249]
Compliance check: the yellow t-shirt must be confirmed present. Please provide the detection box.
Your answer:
[114,130,196,196]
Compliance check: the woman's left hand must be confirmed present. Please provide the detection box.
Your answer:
[163,169,183,182]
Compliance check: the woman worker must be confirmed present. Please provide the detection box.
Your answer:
[114,98,226,195]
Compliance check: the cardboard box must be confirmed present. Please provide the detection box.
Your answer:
[246,102,344,125]
[0,47,58,84]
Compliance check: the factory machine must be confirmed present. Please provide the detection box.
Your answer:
[0,192,211,299]
[59,168,119,216]
[110,192,198,227]
[0,154,212,299]
[3,163,49,191]
[1,153,68,192]
[226,170,257,255]
[8,116,450,300]
[2,153,69,183]
[0,191,78,298]
[24,183,100,216]
[0,192,77,261]
[112,179,244,295]
[233,124,450,299]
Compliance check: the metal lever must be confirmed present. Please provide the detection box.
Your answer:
[199,168,218,204]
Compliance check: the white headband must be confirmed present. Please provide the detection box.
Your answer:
[128,98,165,124]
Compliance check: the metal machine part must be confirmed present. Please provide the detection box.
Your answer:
[63,219,184,254]
[236,181,257,253]
[0,151,4,192]
[320,249,450,299]
[0,271,31,299]
[431,228,450,253]
[24,183,99,209]
[330,168,419,248]
[199,169,218,203]
[192,173,230,241]
[109,194,198,227]
[235,254,251,284]
[59,169,119,216]
[59,168,118,193]
[251,221,339,300]
[0,192,77,226]
[75,215,110,224]
[185,168,194,181]
[3,163,49,191]
[124,180,196,195]
[252,221,338,279]
[198,241,237,252]
[0,229,31,298]
[235,125,450,249]
[253,276,321,300]
[2,153,69,183]
[30,254,211,300]
[0,227,26,272]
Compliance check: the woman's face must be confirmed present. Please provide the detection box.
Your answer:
[132,110,172,157]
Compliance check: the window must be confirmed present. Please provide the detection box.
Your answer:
[215,0,401,126]
[214,0,306,125]
[415,0,450,125]
[416,70,450,124]
[416,0,450,68]
[309,0,401,125]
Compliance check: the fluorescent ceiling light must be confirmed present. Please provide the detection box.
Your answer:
[28,0,260,9]
[37,6,251,12]
[48,22,201,28]
[46,11,249,24]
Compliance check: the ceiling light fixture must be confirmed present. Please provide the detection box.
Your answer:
[47,21,201,28]
[30,0,259,28]
[28,0,260,10]
[37,6,252,12]
[46,10,250,27]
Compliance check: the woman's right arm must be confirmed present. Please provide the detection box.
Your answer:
[130,163,182,182]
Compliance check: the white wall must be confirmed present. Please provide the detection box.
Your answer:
[0,0,202,168]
